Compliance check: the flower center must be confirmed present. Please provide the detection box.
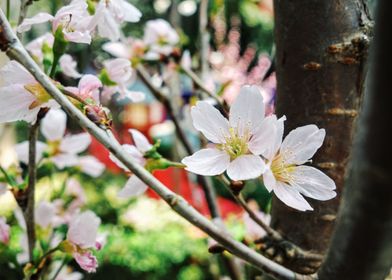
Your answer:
[47,140,61,156]
[219,127,250,160]
[24,83,51,109]
[270,153,295,184]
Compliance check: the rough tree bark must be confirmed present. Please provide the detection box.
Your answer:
[271,0,372,273]
[319,0,392,279]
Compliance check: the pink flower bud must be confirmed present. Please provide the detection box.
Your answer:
[73,251,98,273]
[0,217,10,245]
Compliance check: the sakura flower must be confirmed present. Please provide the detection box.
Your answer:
[143,19,179,58]
[14,108,104,176]
[102,38,146,61]
[0,217,10,245]
[73,251,98,273]
[182,85,268,181]
[259,116,336,211]
[90,0,142,41]
[109,129,152,198]
[59,54,82,79]
[65,74,102,103]
[0,61,59,124]
[66,211,101,273]
[18,0,93,44]
[67,211,100,249]
[101,58,145,102]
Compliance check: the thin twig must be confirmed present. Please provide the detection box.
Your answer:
[199,0,209,80]
[18,0,34,25]
[181,66,229,115]
[0,10,315,280]
[221,177,323,262]
[136,64,222,218]
[24,121,40,262]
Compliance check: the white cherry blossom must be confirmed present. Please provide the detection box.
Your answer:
[143,19,179,58]
[14,109,104,177]
[259,116,336,211]
[109,129,152,198]
[0,61,59,124]
[101,58,145,102]
[90,0,142,41]
[18,0,93,44]
[182,85,268,181]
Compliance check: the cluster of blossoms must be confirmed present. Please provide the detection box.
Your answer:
[182,86,336,211]
[0,0,339,278]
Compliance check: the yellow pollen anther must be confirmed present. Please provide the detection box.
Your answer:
[271,153,295,184]
[24,83,51,108]
[219,127,251,160]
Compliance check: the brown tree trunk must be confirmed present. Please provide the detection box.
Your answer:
[319,0,392,278]
[271,0,372,273]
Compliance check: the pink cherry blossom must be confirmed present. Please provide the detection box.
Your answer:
[109,129,152,198]
[0,61,59,124]
[59,54,82,79]
[65,74,102,103]
[67,211,101,249]
[73,251,98,273]
[0,217,10,245]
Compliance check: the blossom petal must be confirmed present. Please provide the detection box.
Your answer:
[229,85,265,136]
[0,61,35,86]
[73,251,98,273]
[227,154,265,181]
[182,148,230,176]
[291,166,336,201]
[59,54,82,78]
[263,168,276,192]
[118,176,148,198]
[17,13,54,33]
[248,115,277,156]
[109,144,145,171]
[35,201,56,228]
[78,156,105,177]
[41,109,67,141]
[0,85,39,124]
[102,42,130,58]
[64,31,92,44]
[60,133,91,154]
[67,211,101,249]
[273,182,313,211]
[0,217,10,245]
[15,141,47,164]
[114,0,142,22]
[191,101,229,143]
[281,125,325,165]
[52,153,79,169]
[129,129,152,153]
